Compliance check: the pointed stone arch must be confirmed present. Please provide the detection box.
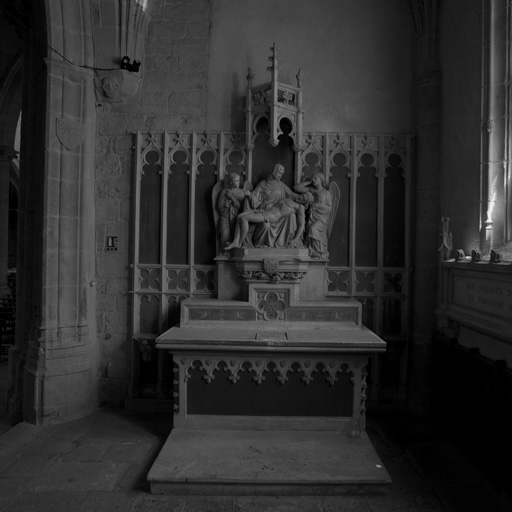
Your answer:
[0,50,23,297]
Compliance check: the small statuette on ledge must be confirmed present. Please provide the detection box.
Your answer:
[490,249,502,263]
[455,249,466,262]
[471,249,482,262]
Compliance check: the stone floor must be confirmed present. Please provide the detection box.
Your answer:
[0,397,511,512]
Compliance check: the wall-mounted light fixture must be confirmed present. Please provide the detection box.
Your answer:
[120,56,141,73]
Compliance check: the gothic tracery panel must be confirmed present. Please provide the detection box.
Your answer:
[356,152,378,267]
[329,146,351,267]
[139,143,162,264]
[167,132,191,265]
[195,141,218,265]
[384,152,406,267]
[132,130,413,397]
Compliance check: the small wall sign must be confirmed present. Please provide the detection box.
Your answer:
[106,236,119,252]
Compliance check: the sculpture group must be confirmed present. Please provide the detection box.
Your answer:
[214,164,339,259]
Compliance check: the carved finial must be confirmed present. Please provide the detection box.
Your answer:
[267,42,279,79]
[230,131,242,145]
[246,67,254,87]
[296,69,302,88]
[200,131,210,145]
[268,42,277,65]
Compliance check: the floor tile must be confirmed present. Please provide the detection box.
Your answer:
[29,461,130,492]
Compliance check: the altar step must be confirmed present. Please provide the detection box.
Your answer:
[147,429,391,495]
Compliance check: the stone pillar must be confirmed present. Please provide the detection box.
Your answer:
[408,0,441,414]
[20,59,99,424]
[0,147,17,297]
[7,0,99,425]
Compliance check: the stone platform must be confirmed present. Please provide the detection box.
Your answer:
[147,429,391,495]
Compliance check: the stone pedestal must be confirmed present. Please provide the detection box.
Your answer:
[149,249,388,493]
[149,430,390,495]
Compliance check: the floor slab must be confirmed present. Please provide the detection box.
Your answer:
[148,429,391,495]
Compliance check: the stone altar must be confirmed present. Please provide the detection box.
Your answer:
[148,248,389,494]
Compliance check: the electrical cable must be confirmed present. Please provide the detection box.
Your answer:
[0,4,122,72]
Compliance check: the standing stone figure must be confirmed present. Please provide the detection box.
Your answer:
[295,173,339,259]
[215,173,250,254]
[438,216,453,261]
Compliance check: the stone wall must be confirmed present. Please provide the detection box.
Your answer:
[207,0,413,133]
[439,0,481,251]
[95,0,212,403]
[94,0,414,403]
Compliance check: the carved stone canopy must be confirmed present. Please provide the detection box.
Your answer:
[245,43,304,151]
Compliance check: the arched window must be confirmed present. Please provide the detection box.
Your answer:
[481,0,512,254]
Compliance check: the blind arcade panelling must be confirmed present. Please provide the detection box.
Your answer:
[132,130,414,398]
